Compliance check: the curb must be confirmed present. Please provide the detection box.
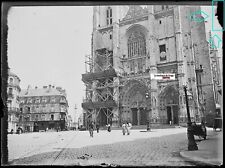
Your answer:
[179,151,222,166]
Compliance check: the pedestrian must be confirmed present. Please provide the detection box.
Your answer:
[89,121,94,137]
[106,123,111,132]
[46,127,48,132]
[169,120,172,126]
[126,122,132,135]
[122,123,126,135]
[96,122,100,133]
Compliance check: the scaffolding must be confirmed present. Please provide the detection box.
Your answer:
[82,48,119,127]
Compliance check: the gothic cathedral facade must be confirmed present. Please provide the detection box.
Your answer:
[82,5,216,128]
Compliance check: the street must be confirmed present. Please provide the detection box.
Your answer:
[8,127,204,166]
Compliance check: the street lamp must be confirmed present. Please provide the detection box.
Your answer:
[145,92,151,131]
[183,86,198,151]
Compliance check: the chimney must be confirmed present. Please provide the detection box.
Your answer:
[56,87,62,91]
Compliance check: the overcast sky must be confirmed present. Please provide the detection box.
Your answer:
[8,6,93,121]
[7,5,222,122]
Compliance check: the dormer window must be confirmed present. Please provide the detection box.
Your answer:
[106,7,112,25]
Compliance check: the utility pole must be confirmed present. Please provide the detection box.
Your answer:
[184,86,198,151]
[74,104,77,129]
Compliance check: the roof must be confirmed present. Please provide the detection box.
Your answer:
[19,87,66,97]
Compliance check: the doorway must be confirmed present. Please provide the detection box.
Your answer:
[140,108,147,125]
[173,105,179,124]
[167,106,172,124]
[131,108,138,125]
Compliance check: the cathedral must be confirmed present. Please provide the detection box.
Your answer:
[82,5,217,128]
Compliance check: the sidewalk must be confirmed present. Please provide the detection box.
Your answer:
[180,128,223,166]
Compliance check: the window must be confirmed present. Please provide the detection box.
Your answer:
[50,97,56,103]
[35,98,40,103]
[8,88,13,94]
[19,116,22,122]
[9,78,13,83]
[106,7,113,25]
[128,31,146,58]
[159,44,167,61]
[41,114,45,121]
[159,44,166,53]
[27,98,33,104]
[109,34,112,39]
[51,114,54,120]
[42,97,47,103]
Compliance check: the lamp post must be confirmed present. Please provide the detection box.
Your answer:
[145,92,151,131]
[183,86,198,150]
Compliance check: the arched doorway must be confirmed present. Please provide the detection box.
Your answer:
[121,80,150,126]
[159,85,179,125]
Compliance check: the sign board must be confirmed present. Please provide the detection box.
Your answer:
[150,73,175,80]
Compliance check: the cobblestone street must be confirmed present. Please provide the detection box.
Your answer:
[8,127,200,166]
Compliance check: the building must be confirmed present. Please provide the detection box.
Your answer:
[18,85,69,132]
[7,69,21,132]
[82,5,217,128]
[208,32,222,118]
[67,115,73,130]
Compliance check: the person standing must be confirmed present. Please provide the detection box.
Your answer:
[122,123,126,135]
[126,122,132,135]
[96,122,100,133]
[89,121,94,137]
[107,123,111,132]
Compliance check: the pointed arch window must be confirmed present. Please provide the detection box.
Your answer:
[106,7,113,25]
[128,31,146,58]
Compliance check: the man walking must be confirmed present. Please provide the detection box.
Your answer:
[89,121,94,137]
[126,122,132,135]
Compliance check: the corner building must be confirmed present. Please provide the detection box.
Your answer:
[19,85,69,132]
[7,69,21,132]
[82,5,216,128]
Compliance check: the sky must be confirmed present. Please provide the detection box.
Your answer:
[7,6,93,121]
[7,5,222,122]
